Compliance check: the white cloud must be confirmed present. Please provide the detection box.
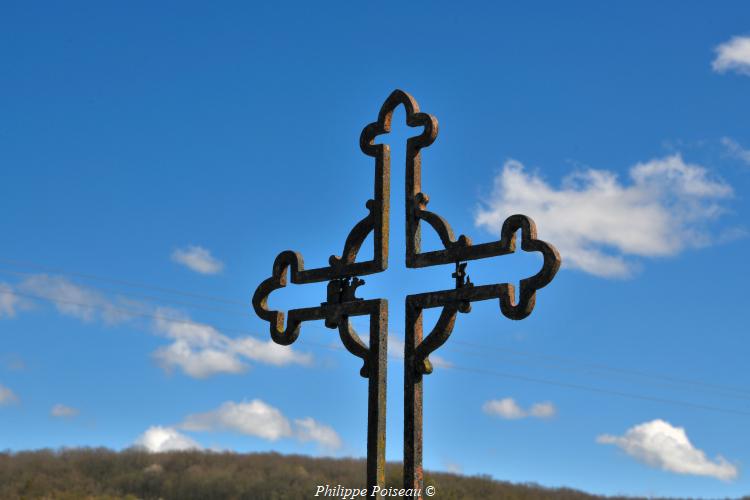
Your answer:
[476,156,735,278]
[172,246,224,275]
[134,426,203,453]
[153,340,247,378]
[721,137,750,166]
[17,274,138,324]
[444,461,463,474]
[152,308,312,378]
[597,419,738,481]
[231,336,313,367]
[178,400,342,452]
[483,397,556,420]
[529,402,557,418]
[294,417,343,452]
[713,36,750,76]
[483,398,525,419]
[429,355,453,369]
[0,282,21,318]
[51,404,79,418]
[180,400,293,441]
[151,311,246,378]
[0,384,19,405]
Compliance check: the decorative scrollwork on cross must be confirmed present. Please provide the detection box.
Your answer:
[251,89,561,499]
[407,214,561,375]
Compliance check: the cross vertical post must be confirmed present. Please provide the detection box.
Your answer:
[404,301,423,493]
[366,300,388,489]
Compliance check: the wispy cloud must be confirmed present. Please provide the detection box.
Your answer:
[1,354,26,372]
[721,137,750,166]
[179,399,342,452]
[476,155,736,278]
[443,461,463,474]
[4,274,312,379]
[0,283,19,317]
[0,282,29,318]
[134,426,203,453]
[50,404,80,418]
[597,419,738,481]
[171,245,224,275]
[482,397,556,420]
[0,384,19,405]
[712,36,750,76]
[17,274,142,324]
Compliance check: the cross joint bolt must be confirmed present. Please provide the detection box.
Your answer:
[322,276,366,328]
[452,262,473,313]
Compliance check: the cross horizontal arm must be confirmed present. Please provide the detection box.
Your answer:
[410,214,559,271]
[407,283,509,310]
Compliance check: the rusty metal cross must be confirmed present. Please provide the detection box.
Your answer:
[252,90,561,499]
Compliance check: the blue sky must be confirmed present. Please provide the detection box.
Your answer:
[2,2,750,497]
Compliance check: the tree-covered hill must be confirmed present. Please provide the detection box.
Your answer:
[0,448,739,500]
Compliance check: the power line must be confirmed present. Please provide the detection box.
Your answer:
[0,289,286,345]
[0,288,337,352]
[3,276,750,404]
[449,340,750,401]
[3,288,749,418]
[442,364,750,418]
[4,257,750,405]
[4,256,747,398]
[0,268,250,318]
[1,288,348,359]
[1,288,244,333]
[0,257,247,306]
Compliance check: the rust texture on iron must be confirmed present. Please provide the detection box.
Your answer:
[251,89,561,499]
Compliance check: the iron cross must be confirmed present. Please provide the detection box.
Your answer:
[252,90,561,499]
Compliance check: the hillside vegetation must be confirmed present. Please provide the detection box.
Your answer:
[0,448,738,500]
